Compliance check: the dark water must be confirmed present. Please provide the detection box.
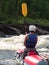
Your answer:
[0,50,17,65]
[0,50,15,60]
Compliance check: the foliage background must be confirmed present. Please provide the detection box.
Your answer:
[0,0,49,26]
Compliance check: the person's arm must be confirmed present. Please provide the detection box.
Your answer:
[36,35,38,43]
[24,35,28,46]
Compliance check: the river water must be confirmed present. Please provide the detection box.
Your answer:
[0,34,49,65]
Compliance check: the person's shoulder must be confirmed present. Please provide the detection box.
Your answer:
[25,33,30,38]
[34,33,37,35]
[25,33,30,36]
[33,33,38,37]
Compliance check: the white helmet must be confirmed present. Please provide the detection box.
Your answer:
[29,25,36,32]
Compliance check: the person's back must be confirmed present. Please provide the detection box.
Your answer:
[25,33,37,48]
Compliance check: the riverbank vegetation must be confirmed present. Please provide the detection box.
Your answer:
[0,17,49,26]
